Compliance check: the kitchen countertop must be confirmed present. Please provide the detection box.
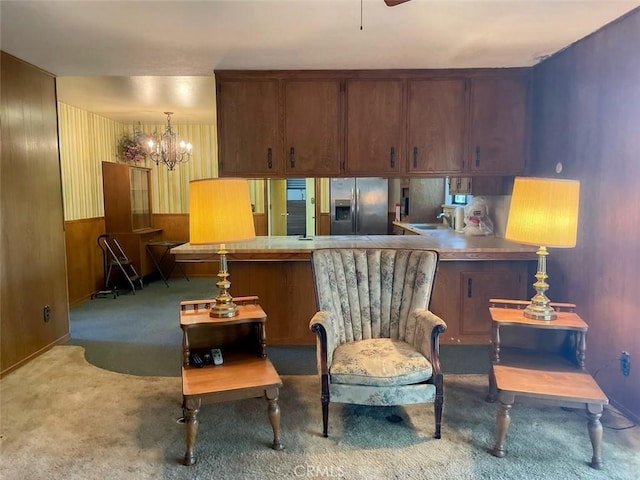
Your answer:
[171,230,538,261]
[393,221,450,235]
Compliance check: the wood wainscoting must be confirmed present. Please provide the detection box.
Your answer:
[65,217,106,306]
[316,213,330,236]
[152,213,267,239]
[65,212,269,305]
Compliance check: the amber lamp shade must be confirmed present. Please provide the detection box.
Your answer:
[505,177,580,320]
[189,178,256,317]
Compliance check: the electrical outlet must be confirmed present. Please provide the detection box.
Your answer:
[620,351,631,376]
[43,305,51,322]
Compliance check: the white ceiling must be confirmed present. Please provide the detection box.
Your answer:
[2,0,638,124]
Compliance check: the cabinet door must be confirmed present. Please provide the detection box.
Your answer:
[102,162,133,232]
[345,79,404,175]
[407,78,466,174]
[130,167,151,231]
[217,79,281,176]
[284,79,341,176]
[103,162,152,232]
[448,176,473,195]
[469,76,528,174]
[460,270,524,336]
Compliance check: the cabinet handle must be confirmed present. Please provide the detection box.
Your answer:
[413,146,418,168]
[267,147,272,169]
[467,179,472,192]
[467,278,473,298]
[390,147,395,168]
[290,147,295,168]
[475,145,480,167]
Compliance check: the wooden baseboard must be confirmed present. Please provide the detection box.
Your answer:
[0,334,70,378]
[609,398,640,426]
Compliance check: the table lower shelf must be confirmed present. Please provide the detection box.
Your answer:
[493,364,608,404]
[491,364,608,469]
[182,355,282,397]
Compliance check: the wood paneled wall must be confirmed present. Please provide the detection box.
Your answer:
[65,212,270,303]
[531,8,640,421]
[1,52,70,376]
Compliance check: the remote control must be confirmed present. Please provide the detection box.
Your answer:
[211,348,223,366]
[191,353,204,368]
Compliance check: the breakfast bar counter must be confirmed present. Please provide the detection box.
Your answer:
[171,233,537,346]
[171,232,538,262]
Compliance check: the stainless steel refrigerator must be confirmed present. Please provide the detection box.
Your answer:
[330,178,389,235]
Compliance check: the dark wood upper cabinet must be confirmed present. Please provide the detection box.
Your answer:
[407,78,467,174]
[468,76,529,174]
[344,79,404,176]
[217,79,281,176]
[284,79,342,176]
[215,70,530,177]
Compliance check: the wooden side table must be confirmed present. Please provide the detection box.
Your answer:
[487,299,588,401]
[487,299,608,469]
[179,296,284,466]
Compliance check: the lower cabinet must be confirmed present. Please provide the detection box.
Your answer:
[225,260,317,345]
[431,261,532,345]
[220,258,532,346]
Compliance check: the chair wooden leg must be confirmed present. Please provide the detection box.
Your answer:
[434,373,443,439]
[321,373,330,437]
[321,399,329,437]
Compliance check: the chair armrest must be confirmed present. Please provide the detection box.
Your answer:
[411,309,447,375]
[309,311,340,373]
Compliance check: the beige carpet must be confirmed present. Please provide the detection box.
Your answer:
[1,346,638,480]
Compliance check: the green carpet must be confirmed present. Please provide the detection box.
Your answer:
[1,346,638,480]
[67,277,490,377]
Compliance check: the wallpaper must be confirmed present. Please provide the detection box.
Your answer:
[58,103,125,220]
[57,103,219,220]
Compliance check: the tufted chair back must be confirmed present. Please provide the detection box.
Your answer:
[312,248,438,345]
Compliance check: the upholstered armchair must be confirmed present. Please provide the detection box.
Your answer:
[309,248,447,438]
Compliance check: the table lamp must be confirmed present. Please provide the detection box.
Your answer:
[505,177,580,320]
[189,178,256,317]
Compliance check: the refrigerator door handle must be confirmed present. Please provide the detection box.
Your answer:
[351,188,356,233]
[355,188,361,233]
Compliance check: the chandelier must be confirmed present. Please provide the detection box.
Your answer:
[147,112,192,170]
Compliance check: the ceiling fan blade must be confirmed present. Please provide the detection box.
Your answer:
[384,0,411,6]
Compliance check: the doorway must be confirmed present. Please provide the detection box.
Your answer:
[267,179,316,236]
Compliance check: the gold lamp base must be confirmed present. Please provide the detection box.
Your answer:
[208,248,239,318]
[525,245,557,321]
[523,302,557,321]
[209,297,238,318]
